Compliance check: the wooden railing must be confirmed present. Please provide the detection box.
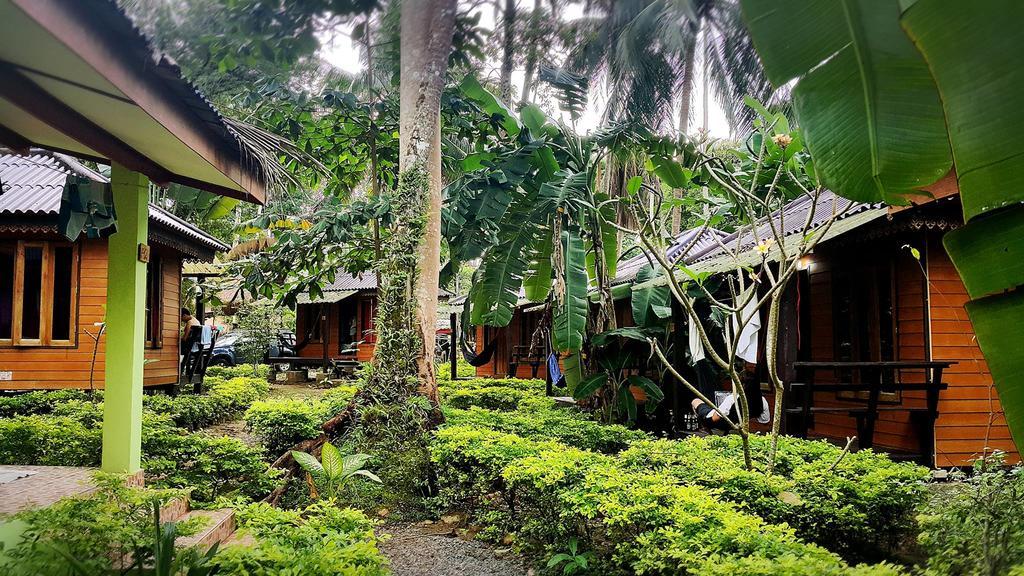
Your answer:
[787,361,952,466]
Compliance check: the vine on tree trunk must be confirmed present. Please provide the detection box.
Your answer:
[364,161,431,406]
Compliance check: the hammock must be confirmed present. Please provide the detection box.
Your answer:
[461,333,499,367]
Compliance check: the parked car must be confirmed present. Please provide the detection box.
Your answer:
[208,330,296,367]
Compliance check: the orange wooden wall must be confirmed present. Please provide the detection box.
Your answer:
[296,296,375,364]
[0,239,182,390]
[804,234,1019,466]
[927,237,1019,466]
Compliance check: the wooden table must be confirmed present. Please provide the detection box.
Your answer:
[787,361,952,466]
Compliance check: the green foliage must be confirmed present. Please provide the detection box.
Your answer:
[0,382,277,505]
[618,436,928,562]
[444,407,644,455]
[430,424,907,575]
[0,414,100,466]
[205,364,271,380]
[917,453,1024,576]
[234,300,288,366]
[0,389,91,418]
[246,398,323,454]
[1,474,188,576]
[547,537,593,575]
[291,441,381,501]
[210,502,388,576]
[208,377,271,414]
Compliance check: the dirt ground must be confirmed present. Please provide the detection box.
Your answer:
[380,523,530,576]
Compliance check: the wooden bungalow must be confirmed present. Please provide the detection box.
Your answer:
[294,272,381,365]
[467,188,1019,467]
[293,272,451,368]
[0,150,227,390]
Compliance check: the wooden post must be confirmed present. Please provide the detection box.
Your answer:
[450,311,458,381]
[100,165,148,474]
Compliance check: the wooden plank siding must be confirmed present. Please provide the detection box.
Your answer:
[805,237,936,454]
[143,249,182,387]
[295,294,376,364]
[0,239,182,390]
[927,237,1019,466]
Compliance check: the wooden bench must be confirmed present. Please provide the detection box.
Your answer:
[787,361,952,466]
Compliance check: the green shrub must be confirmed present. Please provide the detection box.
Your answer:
[321,384,359,417]
[617,436,928,562]
[245,398,323,454]
[1,474,187,575]
[0,404,278,505]
[917,454,1024,575]
[211,501,388,576]
[141,421,279,504]
[0,415,100,466]
[445,405,646,453]
[144,393,230,430]
[431,425,904,575]
[0,389,92,418]
[208,376,270,414]
[206,364,271,380]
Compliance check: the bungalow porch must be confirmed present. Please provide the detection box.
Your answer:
[0,0,271,550]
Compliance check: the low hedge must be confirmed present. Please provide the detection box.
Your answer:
[1,475,387,576]
[430,425,905,575]
[0,389,92,418]
[205,363,272,380]
[0,400,278,505]
[210,502,388,576]
[243,384,359,455]
[245,398,323,454]
[444,405,646,454]
[618,436,928,562]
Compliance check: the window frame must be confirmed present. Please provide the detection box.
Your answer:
[145,254,163,349]
[0,240,79,348]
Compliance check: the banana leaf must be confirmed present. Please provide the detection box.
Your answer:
[902,0,1024,447]
[902,0,1024,221]
[741,0,951,203]
[475,223,540,326]
[523,230,554,302]
[553,228,589,352]
[631,264,671,328]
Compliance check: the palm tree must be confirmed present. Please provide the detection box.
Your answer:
[562,0,780,134]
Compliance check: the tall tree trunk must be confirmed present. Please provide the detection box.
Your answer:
[671,34,697,235]
[499,0,516,102]
[519,7,542,106]
[370,0,457,412]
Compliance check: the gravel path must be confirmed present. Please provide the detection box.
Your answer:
[380,523,530,576]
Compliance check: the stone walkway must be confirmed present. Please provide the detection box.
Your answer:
[380,523,530,576]
[0,465,95,516]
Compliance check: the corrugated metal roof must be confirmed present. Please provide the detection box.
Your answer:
[296,290,358,305]
[613,225,729,286]
[0,151,227,253]
[631,191,888,290]
[691,190,877,265]
[323,272,380,291]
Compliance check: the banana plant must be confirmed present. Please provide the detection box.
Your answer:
[573,326,667,423]
[291,441,381,500]
[740,0,1024,446]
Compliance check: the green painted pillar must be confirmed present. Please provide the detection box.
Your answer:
[101,164,149,474]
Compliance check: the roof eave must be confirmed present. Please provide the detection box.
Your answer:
[7,0,266,204]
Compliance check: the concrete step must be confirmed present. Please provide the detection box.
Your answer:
[175,509,236,552]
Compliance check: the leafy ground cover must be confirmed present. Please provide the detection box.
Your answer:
[0,370,276,503]
[430,374,928,574]
[2,365,1020,575]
